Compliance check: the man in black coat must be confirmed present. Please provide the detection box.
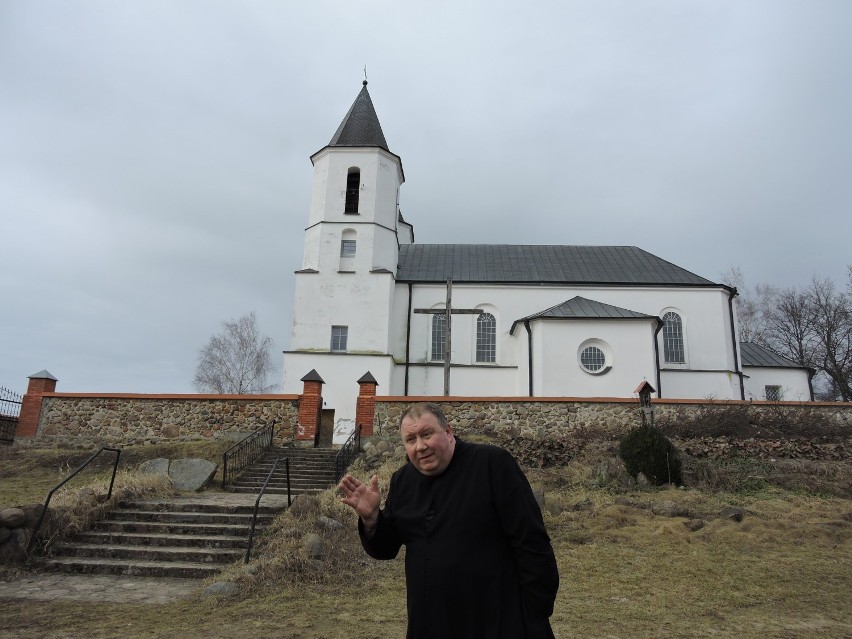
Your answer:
[339,402,559,639]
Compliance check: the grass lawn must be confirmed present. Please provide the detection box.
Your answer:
[1,442,850,638]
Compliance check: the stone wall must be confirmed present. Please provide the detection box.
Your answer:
[19,393,300,449]
[373,397,852,441]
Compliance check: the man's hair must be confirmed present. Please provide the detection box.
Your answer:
[399,402,448,429]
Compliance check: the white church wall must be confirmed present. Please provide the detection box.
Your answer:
[393,283,740,399]
[743,367,812,401]
[282,352,395,424]
[289,272,395,353]
[534,319,657,397]
[400,364,520,397]
[660,370,740,399]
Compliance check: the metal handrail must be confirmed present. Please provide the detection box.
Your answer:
[27,446,122,555]
[335,424,362,481]
[244,456,290,563]
[222,421,276,489]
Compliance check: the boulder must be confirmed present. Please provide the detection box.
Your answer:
[720,506,745,522]
[302,532,324,559]
[317,515,343,531]
[0,508,26,529]
[651,501,691,518]
[168,458,217,491]
[203,581,239,598]
[0,528,28,564]
[684,519,706,532]
[139,458,170,476]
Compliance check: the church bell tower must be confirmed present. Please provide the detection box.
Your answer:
[282,82,407,428]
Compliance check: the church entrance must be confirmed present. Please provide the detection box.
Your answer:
[315,409,335,448]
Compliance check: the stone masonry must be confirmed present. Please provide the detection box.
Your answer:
[20,394,300,448]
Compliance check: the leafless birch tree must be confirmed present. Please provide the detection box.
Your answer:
[194,312,276,394]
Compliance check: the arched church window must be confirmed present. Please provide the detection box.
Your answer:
[431,314,447,361]
[662,312,685,364]
[476,313,496,362]
[345,168,360,214]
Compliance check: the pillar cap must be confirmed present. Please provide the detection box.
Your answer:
[357,371,378,385]
[28,369,58,381]
[301,369,325,383]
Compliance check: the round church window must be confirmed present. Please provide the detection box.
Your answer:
[580,345,606,373]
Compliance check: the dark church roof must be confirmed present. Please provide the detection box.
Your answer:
[327,82,389,151]
[510,296,659,334]
[739,342,806,369]
[397,244,717,286]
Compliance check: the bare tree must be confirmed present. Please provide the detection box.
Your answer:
[720,266,771,344]
[725,266,852,401]
[806,277,852,401]
[194,312,277,394]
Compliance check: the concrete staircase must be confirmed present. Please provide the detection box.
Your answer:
[37,494,288,578]
[228,446,339,496]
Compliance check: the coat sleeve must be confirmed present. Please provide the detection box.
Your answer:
[358,473,403,560]
[490,449,559,638]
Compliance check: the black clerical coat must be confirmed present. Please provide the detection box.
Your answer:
[359,439,559,639]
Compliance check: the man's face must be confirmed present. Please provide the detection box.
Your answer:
[400,411,456,476]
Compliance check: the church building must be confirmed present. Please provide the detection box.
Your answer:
[282,82,812,437]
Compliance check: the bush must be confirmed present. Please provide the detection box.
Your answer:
[618,424,683,486]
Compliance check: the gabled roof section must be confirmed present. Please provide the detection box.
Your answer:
[510,296,659,334]
[740,342,807,369]
[328,81,389,151]
[397,244,717,286]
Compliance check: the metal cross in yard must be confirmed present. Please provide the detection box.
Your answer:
[414,279,485,395]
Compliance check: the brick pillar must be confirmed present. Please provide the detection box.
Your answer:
[297,370,324,442]
[16,370,58,438]
[356,372,378,436]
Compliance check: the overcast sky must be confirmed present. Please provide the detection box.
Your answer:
[1,1,850,394]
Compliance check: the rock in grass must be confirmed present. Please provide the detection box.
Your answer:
[168,458,217,491]
[0,508,26,528]
[720,506,745,522]
[139,458,170,476]
[204,581,239,597]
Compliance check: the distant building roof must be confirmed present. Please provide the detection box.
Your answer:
[740,342,808,369]
[397,244,717,286]
[510,296,658,334]
[327,81,389,151]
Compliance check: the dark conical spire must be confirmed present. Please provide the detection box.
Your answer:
[328,81,390,151]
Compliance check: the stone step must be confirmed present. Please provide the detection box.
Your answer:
[95,519,255,536]
[38,557,223,579]
[76,530,248,549]
[229,485,324,495]
[37,494,286,579]
[229,477,333,487]
[244,467,336,478]
[117,499,280,515]
[51,542,243,564]
[103,510,273,525]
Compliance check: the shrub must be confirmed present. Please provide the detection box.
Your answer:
[618,424,683,486]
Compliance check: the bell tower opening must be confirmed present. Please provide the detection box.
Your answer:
[345,168,360,213]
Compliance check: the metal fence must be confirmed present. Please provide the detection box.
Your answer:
[0,386,22,443]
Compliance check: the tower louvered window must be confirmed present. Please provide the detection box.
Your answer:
[345,170,360,214]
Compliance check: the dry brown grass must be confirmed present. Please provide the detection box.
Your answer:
[1,443,850,638]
